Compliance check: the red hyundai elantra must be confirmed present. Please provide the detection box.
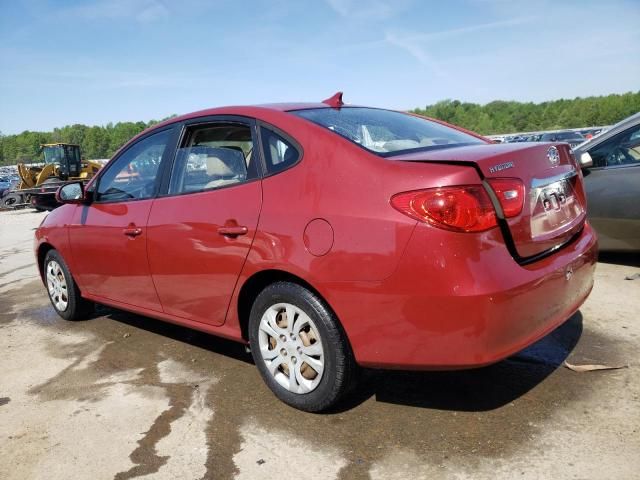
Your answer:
[35,93,597,412]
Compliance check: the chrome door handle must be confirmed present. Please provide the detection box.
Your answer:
[123,227,143,237]
[217,226,248,237]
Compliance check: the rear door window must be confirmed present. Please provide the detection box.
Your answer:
[169,122,258,194]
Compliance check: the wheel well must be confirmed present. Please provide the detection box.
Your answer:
[37,243,55,280]
[237,270,329,342]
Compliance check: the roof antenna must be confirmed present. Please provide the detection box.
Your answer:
[322,91,344,108]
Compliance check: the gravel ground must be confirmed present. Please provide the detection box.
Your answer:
[0,209,639,480]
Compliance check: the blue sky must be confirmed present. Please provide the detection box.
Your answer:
[1,0,639,134]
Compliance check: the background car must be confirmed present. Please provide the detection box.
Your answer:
[539,131,585,149]
[0,176,11,197]
[0,177,19,199]
[574,112,640,251]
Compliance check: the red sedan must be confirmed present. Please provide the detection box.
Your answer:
[35,93,597,412]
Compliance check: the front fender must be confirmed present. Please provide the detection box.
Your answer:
[34,204,78,280]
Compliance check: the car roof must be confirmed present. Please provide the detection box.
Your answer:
[574,111,640,152]
[110,97,355,158]
[255,102,335,111]
[148,102,346,132]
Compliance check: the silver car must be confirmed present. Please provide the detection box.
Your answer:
[574,112,640,251]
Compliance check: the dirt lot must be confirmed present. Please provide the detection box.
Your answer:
[1,209,639,480]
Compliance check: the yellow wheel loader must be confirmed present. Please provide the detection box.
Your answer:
[2,144,103,210]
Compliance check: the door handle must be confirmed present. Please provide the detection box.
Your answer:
[123,227,143,237]
[217,225,248,238]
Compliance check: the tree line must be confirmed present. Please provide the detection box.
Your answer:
[412,91,640,135]
[0,118,172,166]
[1,91,639,165]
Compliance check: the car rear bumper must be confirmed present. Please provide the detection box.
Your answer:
[322,222,598,369]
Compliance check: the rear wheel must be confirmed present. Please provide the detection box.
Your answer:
[44,250,93,320]
[248,281,357,412]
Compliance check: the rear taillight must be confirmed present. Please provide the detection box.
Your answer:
[391,185,497,232]
[487,178,524,218]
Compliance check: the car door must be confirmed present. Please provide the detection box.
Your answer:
[146,118,262,325]
[69,127,177,311]
[583,123,640,251]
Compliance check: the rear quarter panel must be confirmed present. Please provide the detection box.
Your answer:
[225,110,483,331]
[243,111,484,281]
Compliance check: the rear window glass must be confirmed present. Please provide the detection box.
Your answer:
[291,107,484,156]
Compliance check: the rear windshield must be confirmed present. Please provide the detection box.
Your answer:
[291,107,485,156]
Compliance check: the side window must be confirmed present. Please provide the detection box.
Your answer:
[169,123,255,194]
[261,128,300,174]
[97,129,171,202]
[589,125,640,168]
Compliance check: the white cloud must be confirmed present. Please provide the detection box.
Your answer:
[391,16,535,44]
[384,16,535,73]
[64,0,169,23]
[324,0,407,20]
[135,2,169,23]
[385,32,446,77]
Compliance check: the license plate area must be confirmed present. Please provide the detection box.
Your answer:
[530,172,584,239]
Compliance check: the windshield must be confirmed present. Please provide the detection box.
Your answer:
[43,146,65,164]
[42,145,81,165]
[291,107,485,156]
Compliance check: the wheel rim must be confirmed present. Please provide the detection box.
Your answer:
[258,303,325,394]
[46,260,69,312]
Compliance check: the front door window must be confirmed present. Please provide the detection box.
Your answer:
[97,129,171,202]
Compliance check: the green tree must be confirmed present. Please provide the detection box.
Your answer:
[413,91,640,135]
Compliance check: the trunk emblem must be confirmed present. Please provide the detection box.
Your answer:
[488,161,514,174]
[547,146,560,166]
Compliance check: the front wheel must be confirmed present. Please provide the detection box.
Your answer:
[44,250,93,320]
[248,282,358,412]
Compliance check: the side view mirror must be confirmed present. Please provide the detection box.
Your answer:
[56,182,89,204]
[579,152,594,168]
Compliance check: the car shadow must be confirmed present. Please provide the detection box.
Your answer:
[597,251,640,268]
[97,305,582,413]
[96,305,254,365]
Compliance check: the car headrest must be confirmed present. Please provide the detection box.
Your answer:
[188,146,246,177]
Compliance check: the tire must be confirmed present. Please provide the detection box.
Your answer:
[248,281,358,412]
[2,193,23,207]
[43,250,94,320]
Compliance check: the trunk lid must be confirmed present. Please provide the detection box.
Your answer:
[393,142,587,258]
